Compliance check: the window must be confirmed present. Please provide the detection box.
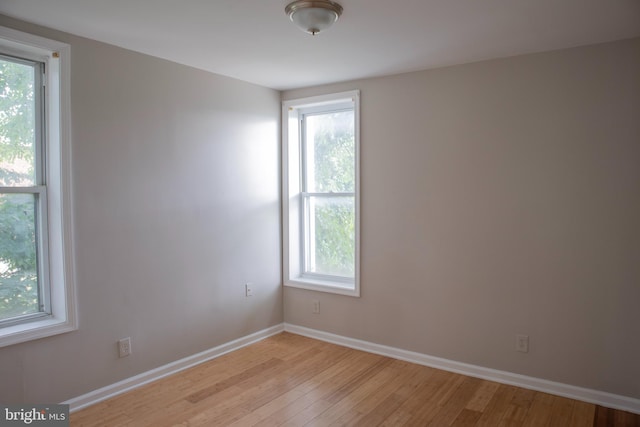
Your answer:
[0,26,76,346]
[0,53,49,325]
[283,91,360,296]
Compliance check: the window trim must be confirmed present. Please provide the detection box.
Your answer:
[282,90,360,297]
[0,26,77,347]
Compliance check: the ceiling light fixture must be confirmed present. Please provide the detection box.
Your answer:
[285,0,343,36]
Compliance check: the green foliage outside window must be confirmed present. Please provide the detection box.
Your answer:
[0,58,39,319]
[306,111,355,278]
[313,197,355,277]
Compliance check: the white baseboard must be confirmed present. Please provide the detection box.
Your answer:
[64,324,284,412]
[284,323,640,415]
[63,322,639,415]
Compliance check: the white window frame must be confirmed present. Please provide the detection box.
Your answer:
[282,90,360,297]
[0,26,77,347]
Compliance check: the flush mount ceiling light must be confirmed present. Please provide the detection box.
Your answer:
[285,0,343,35]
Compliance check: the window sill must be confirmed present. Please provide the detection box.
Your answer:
[285,277,360,297]
[0,316,77,348]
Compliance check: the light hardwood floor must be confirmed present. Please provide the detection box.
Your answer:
[71,332,639,426]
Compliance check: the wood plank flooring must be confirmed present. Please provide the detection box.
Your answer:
[71,332,640,426]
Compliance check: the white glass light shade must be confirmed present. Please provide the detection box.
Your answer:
[285,1,343,35]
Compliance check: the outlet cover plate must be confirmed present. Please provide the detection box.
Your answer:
[118,337,132,358]
[515,334,529,353]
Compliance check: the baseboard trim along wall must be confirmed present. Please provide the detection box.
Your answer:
[63,324,284,412]
[64,322,639,415]
[284,323,640,415]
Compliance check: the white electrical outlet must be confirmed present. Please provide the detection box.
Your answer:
[245,283,253,297]
[515,334,529,353]
[312,299,320,314]
[118,337,132,358]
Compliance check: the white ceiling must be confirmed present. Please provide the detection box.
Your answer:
[1,0,639,90]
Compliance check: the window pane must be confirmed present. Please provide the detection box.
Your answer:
[0,193,39,320]
[306,196,355,278]
[304,110,354,193]
[0,57,36,186]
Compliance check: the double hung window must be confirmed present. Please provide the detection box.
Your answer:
[0,26,76,346]
[0,53,49,326]
[283,91,360,296]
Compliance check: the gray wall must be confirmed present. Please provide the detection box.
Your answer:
[0,15,282,403]
[283,38,640,399]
